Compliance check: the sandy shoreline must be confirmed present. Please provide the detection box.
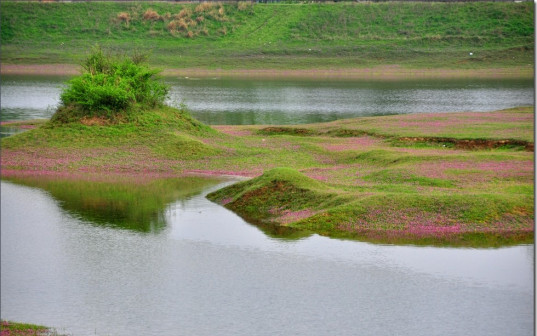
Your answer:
[1,63,533,80]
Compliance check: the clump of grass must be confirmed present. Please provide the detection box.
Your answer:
[175,8,192,19]
[142,8,160,21]
[52,46,168,123]
[208,7,227,22]
[167,19,188,33]
[195,2,214,13]
[186,18,197,27]
[116,12,130,25]
[237,1,252,11]
[161,12,172,21]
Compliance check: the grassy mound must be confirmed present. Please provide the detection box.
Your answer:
[2,48,220,161]
[207,167,340,223]
[208,167,533,246]
[295,193,534,246]
[2,104,219,161]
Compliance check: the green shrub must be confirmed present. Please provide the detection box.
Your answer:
[55,46,168,122]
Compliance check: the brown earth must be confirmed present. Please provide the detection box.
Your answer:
[1,63,533,80]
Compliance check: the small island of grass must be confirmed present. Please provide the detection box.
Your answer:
[0,320,65,336]
[1,49,533,247]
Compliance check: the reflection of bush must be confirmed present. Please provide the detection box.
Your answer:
[6,177,218,233]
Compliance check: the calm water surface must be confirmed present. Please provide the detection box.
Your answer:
[1,75,534,335]
[1,179,534,336]
[0,75,533,125]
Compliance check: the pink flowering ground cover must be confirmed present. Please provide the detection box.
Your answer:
[307,106,534,142]
[413,160,534,184]
[268,207,318,224]
[318,136,382,151]
[2,107,534,246]
[0,320,60,336]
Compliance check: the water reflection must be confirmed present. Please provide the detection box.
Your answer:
[1,179,533,336]
[1,75,533,125]
[3,176,220,233]
[167,77,534,125]
[0,125,27,138]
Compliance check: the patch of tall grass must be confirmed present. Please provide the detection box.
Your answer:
[52,46,168,123]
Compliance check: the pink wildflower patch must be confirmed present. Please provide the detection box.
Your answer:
[321,136,381,151]
[365,111,534,140]
[221,197,234,205]
[338,208,460,235]
[18,125,37,129]
[269,207,317,224]
[407,225,461,235]
[279,209,316,224]
[414,160,534,182]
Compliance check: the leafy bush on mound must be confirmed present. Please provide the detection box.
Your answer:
[52,47,168,123]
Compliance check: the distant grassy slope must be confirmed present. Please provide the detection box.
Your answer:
[1,2,533,69]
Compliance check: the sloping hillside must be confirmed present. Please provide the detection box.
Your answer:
[1,2,533,69]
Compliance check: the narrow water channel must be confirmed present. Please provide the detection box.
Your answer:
[1,75,533,125]
[1,179,533,336]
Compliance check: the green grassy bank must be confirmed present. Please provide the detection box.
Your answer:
[2,105,534,246]
[1,1,534,72]
[0,320,65,336]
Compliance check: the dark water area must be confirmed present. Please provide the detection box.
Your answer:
[0,75,533,125]
[1,178,534,336]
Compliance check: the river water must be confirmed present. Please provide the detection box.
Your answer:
[0,75,533,125]
[0,75,534,335]
[1,179,534,336]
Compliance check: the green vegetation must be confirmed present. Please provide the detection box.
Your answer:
[3,104,218,162]
[208,167,338,222]
[53,46,168,122]
[0,43,533,246]
[0,320,65,336]
[257,106,535,144]
[207,167,533,247]
[1,2,533,70]
[3,175,220,232]
[2,105,533,246]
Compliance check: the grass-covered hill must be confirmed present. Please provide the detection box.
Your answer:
[1,1,534,70]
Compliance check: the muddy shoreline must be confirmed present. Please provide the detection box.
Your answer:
[1,63,533,80]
